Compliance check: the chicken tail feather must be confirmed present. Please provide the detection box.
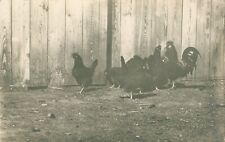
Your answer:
[120,56,126,68]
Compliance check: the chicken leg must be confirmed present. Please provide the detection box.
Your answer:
[79,87,85,94]
[130,92,133,99]
[110,84,115,88]
[153,87,160,93]
[170,81,175,89]
[138,90,143,94]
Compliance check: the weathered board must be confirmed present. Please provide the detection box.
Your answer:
[1,0,225,87]
[0,0,12,85]
[167,0,183,58]
[48,0,66,87]
[65,0,83,85]
[196,0,211,79]
[182,0,197,49]
[182,0,197,79]
[111,0,121,67]
[30,0,48,86]
[12,0,30,85]
[107,0,113,69]
[134,0,152,57]
[82,0,107,84]
[98,0,108,83]
[120,0,136,61]
[153,0,168,48]
[210,0,225,79]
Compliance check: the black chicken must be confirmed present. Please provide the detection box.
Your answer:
[125,55,147,71]
[72,53,98,94]
[147,45,168,90]
[104,56,126,88]
[181,47,201,75]
[163,41,178,63]
[162,41,179,88]
[146,45,162,70]
[162,42,200,88]
[120,56,155,99]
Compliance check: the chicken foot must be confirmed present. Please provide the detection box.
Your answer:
[79,87,85,94]
[109,84,115,88]
[170,81,175,89]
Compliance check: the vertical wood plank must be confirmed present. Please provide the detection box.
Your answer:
[111,0,121,66]
[12,0,30,85]
[30,0,48,86]
[0,0,12,85]
[120,0,136,61]
[82,0,97,64]
[196,0,211,79]
[134,0,144,56]
[134,0,152,57]
[83,0,105,84]
[146,0,154,54]
[151,0,168,49]
[82,0,94,83]
[48,0,65,87]
[98,0,108,83]
[150,0,157,50]
[209,0,225,79]
[182,0,197,79]
[65,0,83,85]
[107,0,113,69]
[167,0,182,58]
[182,0,197,49]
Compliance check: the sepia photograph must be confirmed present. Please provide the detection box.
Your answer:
[0,0,225,141]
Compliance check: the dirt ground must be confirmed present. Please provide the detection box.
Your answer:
[0,80,225,142]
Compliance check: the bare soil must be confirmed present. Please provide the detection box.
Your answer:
[0,80,225,142]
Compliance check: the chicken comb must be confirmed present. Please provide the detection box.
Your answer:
[72,53,80,58]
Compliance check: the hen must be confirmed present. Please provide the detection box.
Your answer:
[121,56,155,99]
[72,53,98,94]
[147,45,168,90]
[125,55,148,71]
[104,56,126,88]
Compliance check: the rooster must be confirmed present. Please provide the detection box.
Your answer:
[181,47,201,75]
[72,53,98,94]
[162,42,200,88]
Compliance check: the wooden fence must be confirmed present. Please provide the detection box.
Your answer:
[110,0,225,80]
[0,0,224,87]
[0,0,107,87]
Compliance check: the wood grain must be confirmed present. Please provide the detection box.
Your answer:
[0,0,12,85]
[210,0,225,79]
[12,0,30,85]
[30,0,48,86]
[134,0,152,57]
[48,0,66,87]
[182,0,197,49]
[82,0,107,84]
[196,0,211,79]
[111,0,121,67]
[182,0,197,79]
[120,0,136,61]
[167,0,182,58]
[154,0,168,48]
[98,0,108,84]
[65,0,83,85]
